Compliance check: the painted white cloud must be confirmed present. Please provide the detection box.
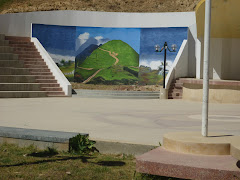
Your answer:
[78,32,90,46]
[140,60,173,70]
[94,36,103,41]
[94,36,109,46]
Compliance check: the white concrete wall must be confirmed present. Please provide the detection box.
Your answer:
[0,11,196,37]
[188,23,198,78]
[199,38,240,80]
[166,40,188,89]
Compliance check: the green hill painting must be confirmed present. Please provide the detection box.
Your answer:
[74,40,139,85]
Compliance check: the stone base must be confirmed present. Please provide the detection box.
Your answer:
[160,88,168,99]
[136,147,240,180]
[163,131,240,160]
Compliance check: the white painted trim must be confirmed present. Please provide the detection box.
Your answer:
[31,37,72,96]
[165,40,188,89]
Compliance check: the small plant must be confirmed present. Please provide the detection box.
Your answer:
[69,134,98,154]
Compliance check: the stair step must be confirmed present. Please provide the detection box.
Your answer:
[0,91,47,98]
[168,89,182,93]
[0,53,18,60]
[13,47,37,52]
[19,54,42,58]
[25,65,48,68]
[21,58,43,61]
[0,60,24,68]
[39,83,60,87]
[169,96,182,99]
[0,67,30,75]
[15,51,39,55]
[9,41,34,45]
[9,44,35,48]
[36,79,57,83]
[41,87,63,91]
[5,36,31,42]
[172,92,182,96]
[46,91,65,95]
[0,83,42,91]
[0,75,36,83]
[0,46,13,53]
[0,40,9,46]
[30,72,52,75]
[28,68,51,72]
[47,94,67,97]
[23,61,46,65]
[0,34,5,41]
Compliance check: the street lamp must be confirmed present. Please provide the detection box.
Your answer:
[155,42,177,88]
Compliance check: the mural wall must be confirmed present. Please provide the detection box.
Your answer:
[32,24,188,85]
[139,27,188,85]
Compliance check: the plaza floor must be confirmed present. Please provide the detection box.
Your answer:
[0,97,240,146]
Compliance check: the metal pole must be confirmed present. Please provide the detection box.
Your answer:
[163,45,167,89]
[202,0,211,137]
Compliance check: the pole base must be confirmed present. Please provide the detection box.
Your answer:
[160,88,168,99]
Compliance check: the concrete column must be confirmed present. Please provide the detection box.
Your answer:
[202,0,211,137]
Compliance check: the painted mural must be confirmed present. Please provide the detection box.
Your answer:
[139,27,188,85]
[32,24,188,85]
[74,27,140,85]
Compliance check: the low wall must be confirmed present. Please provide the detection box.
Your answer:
[0,11,196,37]
[182,79,240,103]
[165,40,188,89]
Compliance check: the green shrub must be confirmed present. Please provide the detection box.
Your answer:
[69,134,98,154]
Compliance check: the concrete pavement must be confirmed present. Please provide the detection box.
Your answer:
[0,97,240,146]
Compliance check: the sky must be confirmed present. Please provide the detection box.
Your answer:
[32,24,76,56]
[76,27,141,53]
[139,27,188,70]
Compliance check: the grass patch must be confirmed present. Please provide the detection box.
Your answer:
[0,143,184,180]
[95,66,138,81]
[59,62,75,73]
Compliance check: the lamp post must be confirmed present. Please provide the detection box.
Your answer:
[155,42,177,88]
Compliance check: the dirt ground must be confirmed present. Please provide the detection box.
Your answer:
[0,0,200,14]
[71,83,161,91]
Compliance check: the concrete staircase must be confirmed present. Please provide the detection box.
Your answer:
[73,89,160,99]
[0,34,65,98]
[168,78,183,99]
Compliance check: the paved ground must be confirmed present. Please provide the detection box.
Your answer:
[0,97,240,146]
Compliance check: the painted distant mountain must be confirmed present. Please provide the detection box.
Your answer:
[75,44,99,67]
[74,40,139,85]
[75,37,110,56]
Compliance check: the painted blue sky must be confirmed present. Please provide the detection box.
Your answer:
[32,24,76,56]
[140,27,188,70]
[76,27,140,54]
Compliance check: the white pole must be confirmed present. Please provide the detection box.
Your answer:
[202,0,211,137]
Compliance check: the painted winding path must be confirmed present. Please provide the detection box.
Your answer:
[82,69,103,84]
[98,47,119,65]
[81,47,119,83]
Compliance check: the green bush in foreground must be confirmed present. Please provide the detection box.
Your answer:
[69,134,99,154]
